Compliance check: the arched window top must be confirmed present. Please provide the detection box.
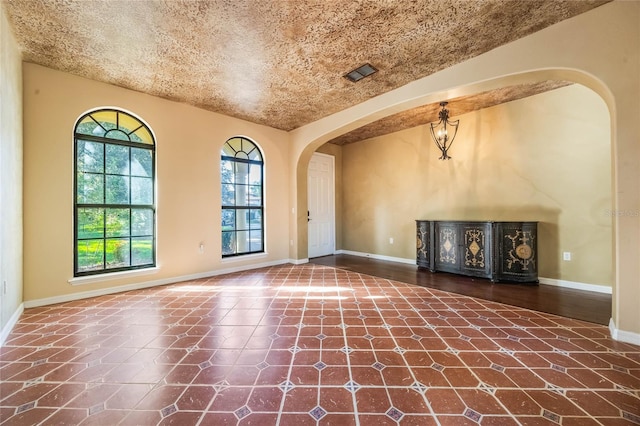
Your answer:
[76,109,154,145]
[222,137,262,161]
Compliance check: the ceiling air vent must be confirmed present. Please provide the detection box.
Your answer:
[344,63,378,82]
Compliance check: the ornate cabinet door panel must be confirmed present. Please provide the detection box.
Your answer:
[495,222,538,283]
[461,222,492,279]
[416,220,538,283]
[416,220,433,270]
[434,222,460,272]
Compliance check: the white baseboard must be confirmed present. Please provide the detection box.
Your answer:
[609,318,640,346]
[538,277,612,294]
[335,250,612,294]
[290,258,309,265]
[335,250,415,265]
[1,303,24,347]
[24,259,294,309]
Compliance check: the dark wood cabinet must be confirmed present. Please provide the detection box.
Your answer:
[416,220,538,283]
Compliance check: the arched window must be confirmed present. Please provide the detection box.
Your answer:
[74,109,155,276]
[221,137,264,257]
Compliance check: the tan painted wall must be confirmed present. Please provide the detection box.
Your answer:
[290,1,639,338]
[341,85,611,286]
[0,5,23,338]
[22,64,290,302]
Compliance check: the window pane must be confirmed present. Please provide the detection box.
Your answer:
[132,148,152,177]
[222,184,235,206]
[222,231,235,255]
[132,209,153,236]
[249,185,262,206]
[235,162,249,184]
[222,144,236,157]
[132,237,153,266]
[77,140,104,173]
[106,208,130,237]
[235,185,248,206]
[77,239,104,272]
[235,209,249,230]
[222,209,235,229]
[248,164,261,185]
[249,209,262,229]
[221,160,234,183]
[250,231,262,252]
[78,208,104,239]
[228,138,243,153]
[105,129,130,141]
[106,238,130,268]
[106,175,130,204]
[236,230,250,253]
[106,144,129,175]
[117,112,143,135]
[77,172,104,204]
[248,148,262,161]
[131,177,153,204]
[132,127,153,145]
[91,110,117,130]
[76,117,106,137]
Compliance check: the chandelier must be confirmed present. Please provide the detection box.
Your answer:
[429,101,460,160]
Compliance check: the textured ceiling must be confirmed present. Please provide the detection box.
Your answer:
[4,0,608,140]
[328,80,572,145]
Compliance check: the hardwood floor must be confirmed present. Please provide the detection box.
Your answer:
[310,254,612,326]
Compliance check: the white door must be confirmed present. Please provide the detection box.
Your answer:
[308,152,335,258]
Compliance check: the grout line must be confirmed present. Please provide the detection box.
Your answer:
[335,266,360,425]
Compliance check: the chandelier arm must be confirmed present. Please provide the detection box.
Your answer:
[444,119,460,149]
[429,122,446,150]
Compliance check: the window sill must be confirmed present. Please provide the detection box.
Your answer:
[221,252,268,263]
[68,267,160,286]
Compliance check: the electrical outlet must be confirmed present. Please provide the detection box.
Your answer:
[199,243,205,254]
[563,252,571,261]
[389,237,394,244]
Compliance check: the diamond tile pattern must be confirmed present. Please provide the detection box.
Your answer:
[1,264,639,425]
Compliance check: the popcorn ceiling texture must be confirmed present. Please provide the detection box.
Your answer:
[3,0,607,135]
[328,81,572,145]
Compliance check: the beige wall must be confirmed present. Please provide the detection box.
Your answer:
[290,1,640,340]
[22,64,291,303]
[0,5,23,341]
[341,85,611,287]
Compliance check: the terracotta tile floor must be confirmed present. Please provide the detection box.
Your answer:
[1,264,639,425]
